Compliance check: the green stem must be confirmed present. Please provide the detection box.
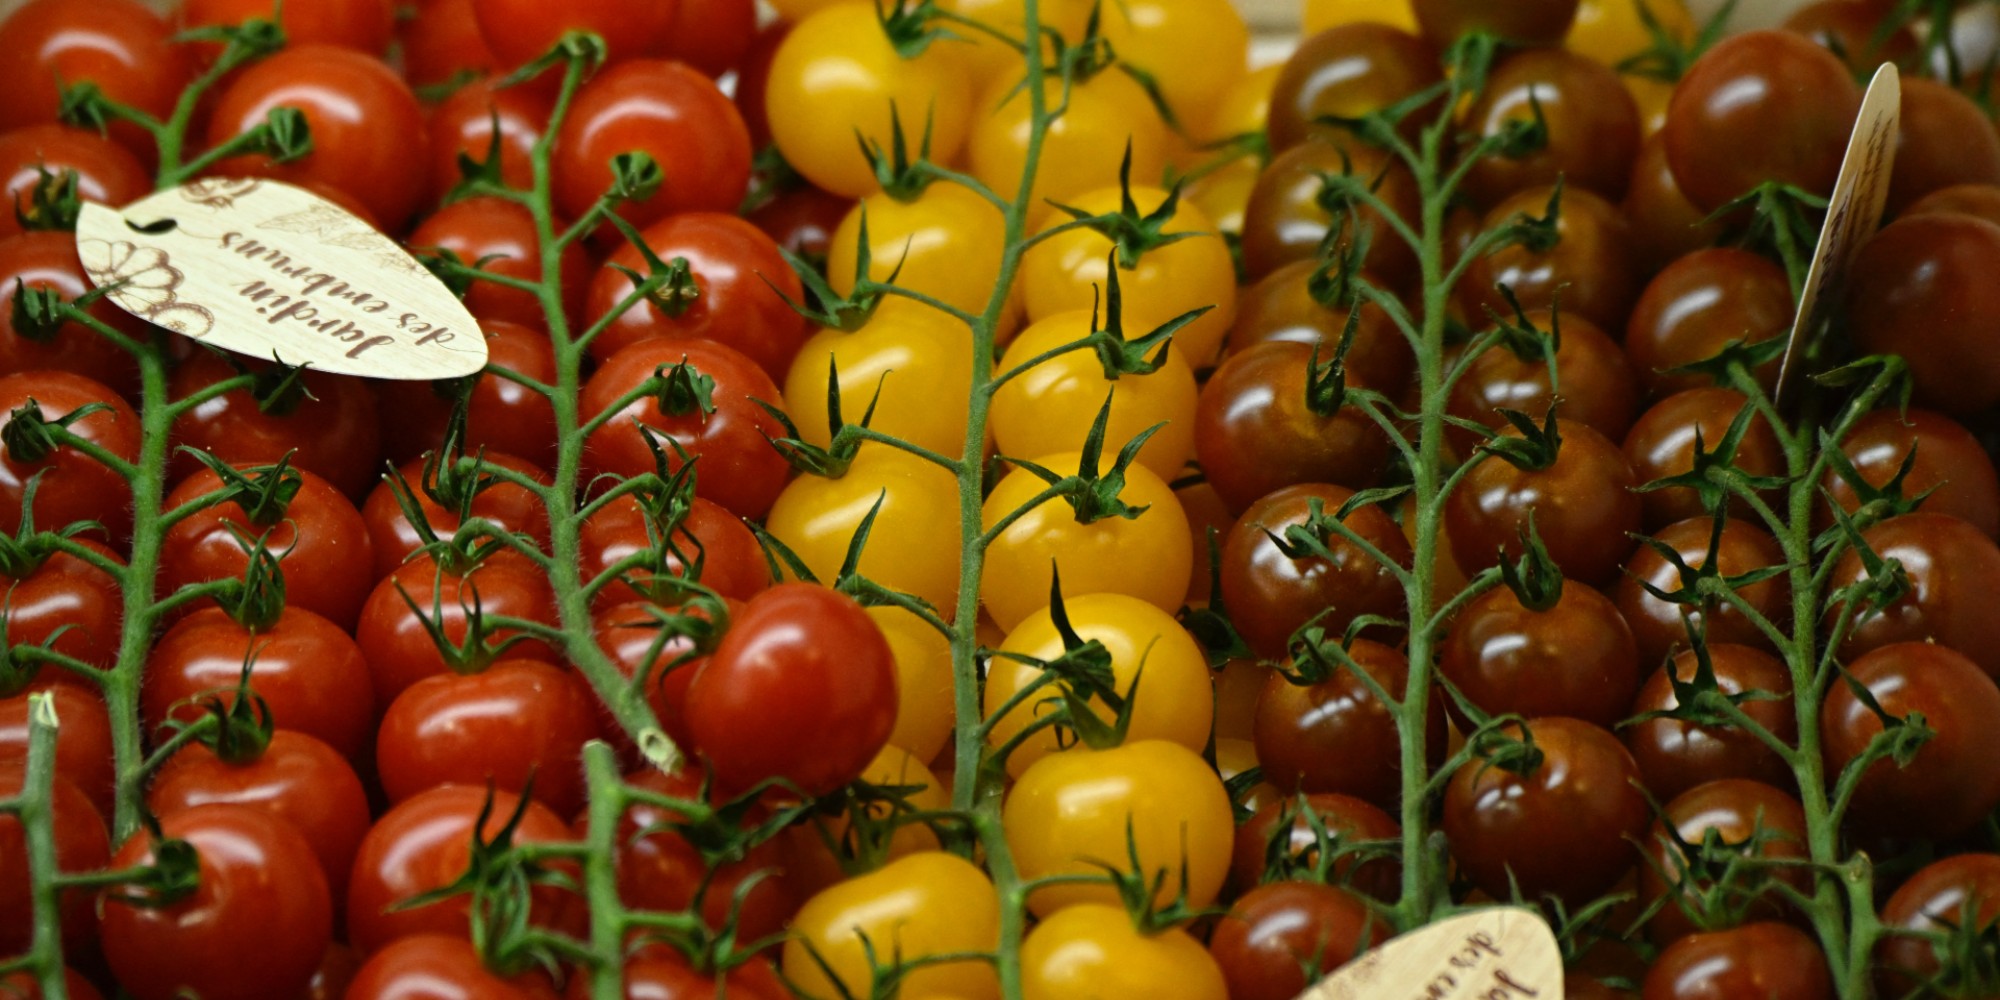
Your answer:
[103,340,173,841]
[10,693,70,999]
[580,742,630,1000]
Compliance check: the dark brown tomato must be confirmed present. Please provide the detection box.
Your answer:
[1179,480,1232,608]
[1568,978,1636,1000]
[1444,420,1641,587]
[1637,779,1810,946]
[168,352,383,500]
[1460,184,1640,332]
[1662,30,1863,212]
[158,462,375,630]
[579,493,770,609]
[1901,182,2000,227]
[1195,341,1393,513]
[1848,212,2000,417]
[1823,642,2000,840]
[1224,259,1413,393]
[1622,388,1787,530]
[0,684,113,817]
[1266,22,1442,154]
[405,196,589,335]
[1230,791,1400,899]
[1625,644,1796,802]
[142,606,377,762]
[1876,853,2000,999]
[423,79,549,206]
[0,540,122,677]
[1621,132,1726,277]
[1461,48,1640,207]
[1830,512,2000,682]
[1412,0,1579,47]
[1439,581,1640,730]
[0,762,108,955]
[1241,137,1420,287]
[1781,0,1920,74]
[1887,78,2000,216]
[1208,882,1383,1000]
[375,660,603,818]
[0,124,148,240]
[374,320,560,469]
[743,182,851,263]
[1615,516,1790,669]
[1445,309,1640,454]
[1219,483,1412,660]
[1624,248,1793,398]
[1252,639,1445,812]
[1442,716,1649,905]
[360,452,552,580]
[1821,407,2000,540]
[353,552,561,704]
[1641,922,1833,1000]
[0,370,139,542]
[0,232,144,397]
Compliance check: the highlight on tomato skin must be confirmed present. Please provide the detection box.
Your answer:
[6,0,2000,997]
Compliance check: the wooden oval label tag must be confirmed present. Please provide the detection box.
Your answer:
[1295,908,1563,1000]
[75,178,487,380]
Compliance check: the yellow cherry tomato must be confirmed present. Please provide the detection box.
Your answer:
[938,0,1098,88]
[1100,0,1248,132]
[968,69,1169,222]
[768,0,841,20]
[765,444,961,612]
[767,3,976,198]
[985,593,1213,777]
[1627,74,1674,136]
[781,851,1002,1000]
[1019,186,1239,367]
[828,181,1010,322]
[980,451,1192,631]
[1004,740,1234,916]
[1213,736,1279,814]
[1022,903,1229,1000]
[1568,0,1696,67]
[872,605,956,763]
[781,743,948,894]
[989,310,1198,480]
[1185,157,1259,237]
[1304,0,1418,35]
[1200,63,1283,145]
[782,304,973,458]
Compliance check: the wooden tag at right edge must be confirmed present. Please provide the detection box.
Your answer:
[1292,907,1563,1000]
[1774,62,1901,406]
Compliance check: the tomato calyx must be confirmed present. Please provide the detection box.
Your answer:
[987,580,1138,762]
[648,360,718,421]
[160,647,276,765]
[860,102,942,203]
[1474,403,1563,471]
[1497,513,1564,612]
[1616,0,1732,82]
[394,568,547,674]
[1091,816,1221,936]
[397,785,577,978]
[1005,396,1160,526]
[1256,793,1401,889]
[1634,398,1787,516]
[800,773,953,878]
[182,450,303,531]
[1178,526,1251,669]
[203,522,290,631]
[757,359,886,479]
[1821,427,1935,528]
[13,167,83,233]
[1465,719,1547,781]
[98,819,201,910]
[1049,149,1201,271]
[766,211,897,332]
[1708,183,1828,294]
[1632,513,1789,613]
[1892,894,2000,997]
[1637,803,1808,939]
[872,0,961,61]
[1081,262,1202,379]
[7,278,108,344]
[0,397,111,465]
[1623,627,1784,733]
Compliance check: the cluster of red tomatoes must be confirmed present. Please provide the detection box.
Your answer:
[3,0,2000,997]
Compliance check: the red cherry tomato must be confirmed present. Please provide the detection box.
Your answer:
[1641,922,1833,1000]
[0,539,122,676]
[1230,792,1400,899]
[1446,420,1641,587]
[1821,641,2000,840]
[359,452,551,580]
[1624,644,1797,802]
[1439,580,1640,730]
[353,552,561,704]
[1208,881,1382,1000]
[1219,483,1412,660]
[344,933,560,1000]
[1662,30,1862,212]
[407,195,589,333]
[473,0,676,70]
[423,80,551,204]
[376,660,602,816]
[0,231,145,397]
[0,370,138,543]
[1831,512,2000,682]
[0,125,148,241]
[0,0,192,164]
[659,0,759,77]
[580,493,771,609]
[1253,639,1445,811]
[158,462,376,630]
[168,351,383,500]
[1877,854,2000,998]
[179,0,396,55]
[1613,516,1790,669]
[399,0,500,91]
[552,60,751,231]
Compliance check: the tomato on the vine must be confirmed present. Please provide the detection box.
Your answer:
[764,444,961,612]
[143,605,377,762]
[158,462,376,629]
[473,0,676,69]
[344,934,559,1000]
[780,304,974,459]
[0,762,108,956]
[552,61,751,230]
[1821,641,2000,840]
[375,660,602,817]
[0,370,140,543]
[1022,902,1229,1000]
[0,0,191,164]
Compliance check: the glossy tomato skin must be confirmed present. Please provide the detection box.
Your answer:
[0,685,113,817]
[407,197,587,335]
[1254,639,1445,811]
[0,541,122,677]
[1822,642,2000,840]
[180,0,395,54]
[1242,138,1420,287]
[345,934,560,1000]
[584,212,806,379]
[376,660,602,817]
[0,370,138,542]
[142,605,376,762]
[553,61,750,230]
[659,0,757,76]
[1831,513,2000,682]
[158,462,374,630]
[473,0,674,69]
[1461,48,1639,206]
[1848,213,2000,417]
[347,785,581,954]
[1020,902,1227,1000]
[1443,717,1649,904]
[1662,30,1862,212]
[828,181,1010,335]
[1226,259,1413,393]
[1413,0,1579,46]
[100,804,333,1000]
[206,45,428,230]
[360,452,551,579]
[781,852,1001,1000]
[1625,249,1793,398]
[1439,581,1640,729]
[1637,779,1810,946]
[1220,483,1412,659]
[399,0,499,90]
[147,730,370,901]
[1614,516,1790,669]
[1822,408,2000,540]
[1196,341,1393,511]
[1267,23,1441,154]
[354,553,561,704]
[168,352,383,500]
[1781,0,1917,74]
[779,304,972,459]
[1876,854,2000,997]
[1887,78,2000,216]
[581,338,793,520]
[579,493,769,609]
[769,446,960,610]
[685,584,895,797]
[0,763,108,955]
[0,0,191,163]
[1640,922,1833,1000]
[1446,420,1641,586]
[1461,184,1639,332]
[1625,644,1797,802]
[374,321,561,469]
[1447,310,1639,454]
[989,310,1198,481]
[1209,882,1382,1000]
[424,79,550,203]
[1230,792,1400,899]
[1623,388,1786,529]
[0,126,147,242]
[1621,133,1725,276]
[0,231,145,395]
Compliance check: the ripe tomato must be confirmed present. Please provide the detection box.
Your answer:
[345,934,559,1000]
[1662,30,1862,212]
[0,685,113,819]
[1461,184,1640,332]
[0,232,145,396]
[0,370,138,543]
[360,452,551,580]
[780,851,1001,1000]
[1005,739,1233,915]
[583,211,806,380]
[781,304,974,459]
[143,605,376,762]
[0,0,191,163]
[827,181,1009,325]
[1623,134,1725,275]
[1847,212,2000,417]
[980,451,1192,631]
[354,552,560,703]
[990,311,1198,481]
[1622,388,1787,529]
[1877,854,2000,998]
[1241,138,1419,286]
[1413,0,1579,47]
[1822,408,2000,540]
[1231,792,1400,897]
[1822,642,2000,840]
[765,444,961,612]
[168,352,383,501]
[423,82,551,205]
[1220,483,1411,659]
[1641,922,1833,1000]
[206,45,428,230]
[1442,716,1649,904]
[1831,512,2000,682]
[0,539,122,676]
[180,0,395,55]
[1227,260,1413,389]
[1439,580,1640,730]
[1254,638,1445,810]
[787,744,949,892]
[1625,644,1797,802]
[1450,313,1638,454]
[408,196,586,335]
[1636,779,1809,946]
[766,4,975,199]
[1887,78,2000,216]
[685,583,896,797]
[473,0,675,68]
[1267,23,1440,155]
[0,125,147,241]
[592,765,800,942]
[0,763,108,956]
[580,337,793,520]
[590,599,707,757]
[376,660,602,817]
[1461,48,1640,206]
[985,593,1213,777]
[399,0,498,91]
[373,321,560,468]
[578,493,770,609]
[1613,516,1790,669]
[874,606,954,762]
[1446,420,1641,586]
[100,804,333,1000]
[1022,902,1227,1000]
[147,730,370,901]
[1198,341,1394,512]
[347,784,581,954]
[552,61,750,229]
[659,0,758,77]
[1098,0,1246,131]
[1208,882,1381,1000]
[969,69,1168,222]
[1626,248,1793,398]
[936,0,1097,88]
[158,462,375,630]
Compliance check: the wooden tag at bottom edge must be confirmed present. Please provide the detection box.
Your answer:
[1295,907,1563,1000]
